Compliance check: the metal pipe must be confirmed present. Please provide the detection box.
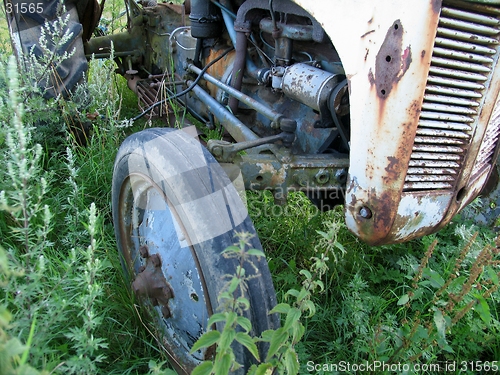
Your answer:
[219,0,260,80]
[229,30,248,113]
[187,63,282,125]
[187,80,259,142]
[259,19,314,41]
[220,0,237,45]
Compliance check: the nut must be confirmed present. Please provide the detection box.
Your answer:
[315,170,330,185]
[139,245,149,258]
[161,305,171,319]
[151,253,162,268]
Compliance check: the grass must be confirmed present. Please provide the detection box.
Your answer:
[0,1,499,374]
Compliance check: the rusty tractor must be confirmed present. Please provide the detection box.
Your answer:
[6,0,500,373]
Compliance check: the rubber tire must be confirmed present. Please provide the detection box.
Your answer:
[6,0,89,98]
[112,127,279,374]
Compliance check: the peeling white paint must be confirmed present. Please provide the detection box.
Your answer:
[393,193,453,241]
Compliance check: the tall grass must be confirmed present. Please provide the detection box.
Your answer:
[0,8,168,371]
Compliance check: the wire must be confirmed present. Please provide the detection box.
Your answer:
[130,47,234,122]
[269,0,278,33]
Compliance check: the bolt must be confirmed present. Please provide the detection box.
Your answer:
[151,253,162,268]
[163,286,174,299]
[315,170,330,185]
[212,146,223,157]
[161,305,172,319]
[294,172,309,188]
[139,245,149,258]
[335,169,348,183]
[359,206,373,219]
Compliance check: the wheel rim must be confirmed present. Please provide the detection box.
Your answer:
[118,172,212,370]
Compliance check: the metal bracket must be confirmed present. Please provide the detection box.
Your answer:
[208,132,289,162]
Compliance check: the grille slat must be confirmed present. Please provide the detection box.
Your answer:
[417,119,472,131]
[425,84,482,98]
[408,160,461,168]
[431,56,492,73]
[423,94,479,107]
[407,167,457,175]
[437,27,499,44]
[427,74,485,89]
[410,152,461,161]
[403,182,454,190]
[419,111,474,123]
[404,1,500,192]
[434,37,497,54]
[405,174,455,182]
[439,16,500,35]
[412,144,465,153]
[421,102,477,115]
[433,46,495,63]
[441,7,500,26]
[416,128,471,139]
[414,136,468,145]
[429,66,488,81]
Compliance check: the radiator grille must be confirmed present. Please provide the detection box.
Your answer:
[471,98,500,178]
[404,1,500,191]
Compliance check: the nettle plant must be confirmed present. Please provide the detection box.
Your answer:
[187,215,500,375]
[392,229,500,364]
[190,225,343,375]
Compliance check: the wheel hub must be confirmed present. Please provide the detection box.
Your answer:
[132,245,174,318]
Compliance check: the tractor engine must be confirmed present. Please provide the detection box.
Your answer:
[83,0,500,246]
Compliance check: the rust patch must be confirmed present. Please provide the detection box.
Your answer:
[368,20,411,99]
[385,156,401,180]
[206,49,235,96]
[372,190,397,237]
[351,189,400,246]
[361,30,375,39]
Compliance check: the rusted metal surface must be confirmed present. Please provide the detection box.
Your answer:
[281,63,342,112]
[295,0,442,244]
[132,246,174,319]
[97,0,500,244]
[293,0,500,244]
[368,20,412,100]
[189,81,260,142]
[419,1,500,231]
[235,0,326,43]
[235,150,349,202]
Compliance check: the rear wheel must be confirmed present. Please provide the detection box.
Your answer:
[112,127,279,374]
[6,0,89,98]
[6,0,98,144]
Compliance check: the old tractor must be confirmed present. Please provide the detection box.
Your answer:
[6,0,500,372]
